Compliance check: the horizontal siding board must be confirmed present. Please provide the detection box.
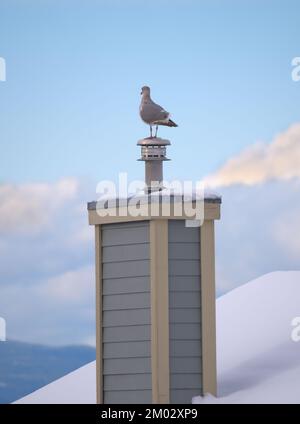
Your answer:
[103,325,150,343]
[170,389,201,404]
[103,277,149,295]
[168,243,199,260]
[170,323,201,340]
[169,292,201,308]
[103,308,150,327]
[169,259,200,276]
[170,357,202,374]
[170,340,202,357]
[169,276,200,292]
[102,221,149,230]
[169,308,201,323]
[102,243,149,263]
[103,357,151,375]
[104,373,152,391]
[104,390,152,404]
[103,260,149,279]
[170,373,202,390]
[103,341,151,359]
[102,224,149,246]
[168,221,200,243]
[103,292,150,311]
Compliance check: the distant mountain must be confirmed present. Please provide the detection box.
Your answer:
[0,340,95,404]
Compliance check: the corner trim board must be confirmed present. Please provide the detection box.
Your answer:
[95,225,103,404]
[200,220,217,396]
[150,220,170,403]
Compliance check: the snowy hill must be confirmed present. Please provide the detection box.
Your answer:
[15,361,96,404]
[194,270,300,404]
[16,271,300,404]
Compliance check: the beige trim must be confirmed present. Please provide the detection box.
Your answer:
[200,220,217,396]
[95,225,103,404]
[150,220,170,404]
[88,202,220,225]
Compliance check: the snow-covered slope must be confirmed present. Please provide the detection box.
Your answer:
[194,270,300,404]
[15,361,96,404]
[16,271,300,404]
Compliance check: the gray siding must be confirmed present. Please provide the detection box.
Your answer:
[168,220,202,403]
[101,221,152,404]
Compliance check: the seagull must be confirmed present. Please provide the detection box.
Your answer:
[139,86,178,138]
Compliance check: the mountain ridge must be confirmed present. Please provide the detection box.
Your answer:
[0,340,95,404]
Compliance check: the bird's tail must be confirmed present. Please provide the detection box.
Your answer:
[168,119,178,127]
[159,119,178,127]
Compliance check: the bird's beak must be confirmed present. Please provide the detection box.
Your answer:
[140,90,142,95]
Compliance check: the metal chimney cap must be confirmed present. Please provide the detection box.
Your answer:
[137,137,171,147]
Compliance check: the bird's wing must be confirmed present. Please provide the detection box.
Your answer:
[140,100,169,124]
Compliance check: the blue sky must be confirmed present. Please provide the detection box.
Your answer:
[1,1,300,346]
[0,0,299,184]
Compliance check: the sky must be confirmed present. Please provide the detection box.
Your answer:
[1,0,300,183]
[0,0,300,346]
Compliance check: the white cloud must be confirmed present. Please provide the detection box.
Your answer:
[0,265,95,346]
[40,266,94,304]
[201,122,300,292]
[274,209,300,261]
[0,178,79,235]
[215,180,300,294]
[205,124,300,187]
[0,178,95,345]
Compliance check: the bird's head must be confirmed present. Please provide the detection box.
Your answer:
[141,86,150,96]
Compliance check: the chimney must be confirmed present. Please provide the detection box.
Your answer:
[87,136,221,404]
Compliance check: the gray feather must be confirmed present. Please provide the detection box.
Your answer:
[140,99,169,124]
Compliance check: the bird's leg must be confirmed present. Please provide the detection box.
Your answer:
[155,125,158,138]
[150,125,152,138]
